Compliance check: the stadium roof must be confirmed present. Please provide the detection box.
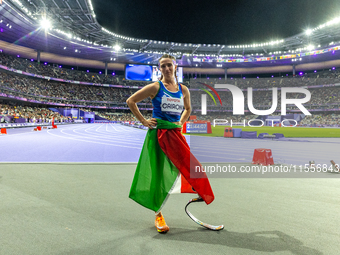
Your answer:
[1,0,340,68]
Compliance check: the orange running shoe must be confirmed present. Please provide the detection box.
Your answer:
[155,214,169,233]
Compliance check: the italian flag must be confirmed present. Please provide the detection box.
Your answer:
[129,119,214,212]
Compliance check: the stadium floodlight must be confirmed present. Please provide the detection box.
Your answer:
[40,18,51,30]
[114,45,121,51]
[307,45,314,50]
[305,29,313,36]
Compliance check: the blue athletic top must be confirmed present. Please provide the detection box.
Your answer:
[152,81,184,122]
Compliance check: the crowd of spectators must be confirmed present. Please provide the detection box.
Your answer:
[0,72,151,107]
[300,113,340,127]
[0,102,69,123]
[189,69,340,89]
[2,51,340,90]
[79,108,152,122]
[1,100,338,127]
[0,101,150,124]
[1,52,340,126]
[190,87,340,112]
[0,52,149,87]
[2,70,340,111]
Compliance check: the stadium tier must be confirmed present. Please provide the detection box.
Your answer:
[1,49,340,125]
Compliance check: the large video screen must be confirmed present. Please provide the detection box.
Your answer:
[125,64,153,81]
[152,66,183,83]
[125,64,183,83]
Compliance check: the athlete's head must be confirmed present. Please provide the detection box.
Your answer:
[158,54,178,84]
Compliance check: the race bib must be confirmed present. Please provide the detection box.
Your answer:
[161,96,184,115]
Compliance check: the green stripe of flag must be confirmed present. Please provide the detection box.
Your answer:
[129,120,181,212]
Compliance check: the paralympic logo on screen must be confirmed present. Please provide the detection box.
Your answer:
[198,82,312,127]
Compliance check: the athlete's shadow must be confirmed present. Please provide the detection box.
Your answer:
[153,229,323,255]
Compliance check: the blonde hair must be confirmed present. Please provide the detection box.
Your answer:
[158,54,179,85]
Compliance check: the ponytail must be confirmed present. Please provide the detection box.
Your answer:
[174,71,179,86]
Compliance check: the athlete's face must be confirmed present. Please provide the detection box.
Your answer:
[159,58,177,78]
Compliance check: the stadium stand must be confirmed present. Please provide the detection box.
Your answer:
[1,52,340,125]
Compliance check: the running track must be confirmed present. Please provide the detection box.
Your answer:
[0,123,339,166]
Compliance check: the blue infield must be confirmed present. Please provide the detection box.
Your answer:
[0,123,339,166]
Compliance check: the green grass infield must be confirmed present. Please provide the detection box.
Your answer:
[188,126,340,138]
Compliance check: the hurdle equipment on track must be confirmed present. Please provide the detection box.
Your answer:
[37,126,42,131]
[33,128,38,131]
[223,127,233,138]
[252,148,274,165]
[0,128,7,135]
[51,117,57,129]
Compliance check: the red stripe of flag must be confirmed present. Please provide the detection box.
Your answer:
[197,82,223,106]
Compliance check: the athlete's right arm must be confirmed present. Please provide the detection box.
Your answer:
[126,82,159,128]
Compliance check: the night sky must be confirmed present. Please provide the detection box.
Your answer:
[93,0,340,45]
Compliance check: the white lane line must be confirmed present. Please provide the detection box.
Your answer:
[71,127,145,144]
[46,129,143,149]
[110,123,119,131]
[73,124,146,141]
[80,130,145,142]
[0,124,86,138]
[56,126,145,146]
[95,124,104,132]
